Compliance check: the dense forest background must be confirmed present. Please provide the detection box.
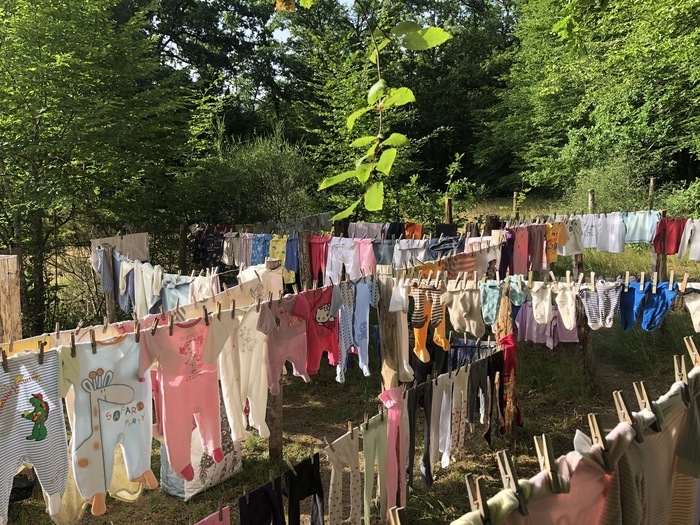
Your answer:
[1,0,699,334]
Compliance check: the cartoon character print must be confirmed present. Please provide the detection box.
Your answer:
[178,333,205,375]
[21,393,49,441]
[314,303,335,327]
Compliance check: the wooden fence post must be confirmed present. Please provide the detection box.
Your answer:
[576,190,595,375]
[444,197,453,224]
[512,192,519,220]
[648,178,656,210]
[178,222,188,274]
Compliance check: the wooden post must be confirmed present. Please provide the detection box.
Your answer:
[576,190,595,375]
[178,222,188,274]
[0,255,22,342]
[267,382,283,460]
[512,192,519,220]
[648,178,656,210]
[654,210,668,282]
[444,197,453,224]
[102,244,117,323]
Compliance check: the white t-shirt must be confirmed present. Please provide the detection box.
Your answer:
[580,214,599,249]
[596,213,626,253]
[558,218,584,256]
[623,210,661,243]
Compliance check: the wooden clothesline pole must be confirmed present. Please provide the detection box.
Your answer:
[576,189,595,375]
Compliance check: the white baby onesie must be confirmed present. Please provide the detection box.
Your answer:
[530,282,553,325]
[554,282,578,330]
[326,429,362,525]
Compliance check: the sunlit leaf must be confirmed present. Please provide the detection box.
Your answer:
[332,198,362,220]
[347,106,373,130]
[364,181,384,211]
[391,21,422,38]
[350,136,377,148]
[355,163,375,183]
[402,27,453,50]
[382,133,409,148]
[384,87,415,108]
[367,79,387,104]
[376,148,397,174]
[318,170,356,189]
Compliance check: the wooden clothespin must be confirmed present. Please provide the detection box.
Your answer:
[652,271,658,294]
[55,322,60,339]
[590,272,596,292]
[223,282,229,296]
[256,296,261,312]
[216,302,222,320]
[1,348,7,373]
[38,340,46,365]
[324,436,336,452]
[218,499,225,521]
[465,474,491,524]
[527,271,533,289]
[149,318,158,336]
[75,320,84,336]
[497,450,528,515]
[70,333,76,357]
[681,273,689,293]
[90,329,97,354]
[134,321,140,342]
[674,354,689,385]
[310,443,315,463]
[640,271,645,289]
[285,458,298,476]
[576,272,584,290]
[624,271,630,292]
[669,270,675,290]
[548,271,556,284]
[517,274,523,291]
[614,390,643,442]
[565,270,571,287]
[633,381,651,411]
[348,421,354,439]
[534,434,562,494]
[312,279,318,290]
[243,486,250,504]
[588,413,613,472]
[363,413,369,430]
[202,306,209,326]
[268,291,273,304]
[684,336,700,366]
[231,299,236,318]
[102,316,109,333]
[379,405,384,420]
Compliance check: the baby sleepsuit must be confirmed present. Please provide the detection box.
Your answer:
[291,286,340,374]
[0,349,68,524]
[326,429,362,525]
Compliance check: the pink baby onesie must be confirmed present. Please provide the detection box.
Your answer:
[291,286,340,375]
[139,316,229,481]
[195,505,230,525]
[379,386,407,521]
[258,295,311,395]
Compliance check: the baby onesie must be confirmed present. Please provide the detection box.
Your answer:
[505,275,527,306]
[678,218,700,260]
[351,277,380,375]
[352,238,377,278]
[325,237,357,285]
[580,213,599,249]
[623,210,661,243]
[530,282,553,325]
[596,212,626,253]
[619,281,649,331]
[558,218,584,256]
[388,279,415,382]
[554,282,577,330]
[641,281,677,331]
[59,334,154,514]
[578,282,622,330]
[291,286,340,374]
[257,295,310,394]
[326,429,362,525]
[361,414,388,524]
[308,235,331,283]
[683,285,700,332]
[139,316,230,481]
[463,281,486,338]
[372,239,395,266]
[251,234,273,266]
[442,284,470,332]
[379,387,407,520]
[331,281,356,383]
[479,280,502,326]
[0,349,68,524]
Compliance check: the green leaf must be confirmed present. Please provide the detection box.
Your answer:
[364,181,384,211]
[356,163,375,183]
[382,133,409,148]
[332,198,361,221]
[299,0,314,7]
[384,87,415,108]
[318,170,357,190]
[369,38,391,64]
[376,148,397,174]
[391,21,422,38]
[347,106,373,130]
[402,27,453,50]
[350,135,377,148]
[367,79,387,105]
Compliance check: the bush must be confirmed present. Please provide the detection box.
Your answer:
[658,179,700,218]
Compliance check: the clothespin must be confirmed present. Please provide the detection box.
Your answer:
[243,486,250,504]
[587,413,613,473]
[312,279,318,290]
[292,283,299,294]
[614,390,643,442]
[669,270,675,290]
[269,471,276,489]
[254,270,262,283]
[379,405,384,420]
[473,270,477,284]
[285,458,298,476]
[70,333,76,357]
[1,349,7,373]
[517,274,522,291]
[681,273,689,292]
[465,475,491,524]
[576,272,584,290]
[310,443,315,462]
[363,413,369,430]
[188,514,195,525]
[640,271,645,289]
[38,340,46,365]
[590,271,596,292]
[684,336,700,366]
[548,270,556,283]
[90,329,97,354]
[134,321,140,342]
[496,450,528,515]
[633,381,651,411]
[566,270,571,287]
[495,271,500,283]
[168,312,174,336]
[150,318,159,335]
[55,322,60,339]
[324,436,335,452]
[202,306,209,326]
[215,302,221,320]
[652,272,658,294]
[256,296,261,312]
[218,499,225,521]
[102,316,109,333]
[527,271,533,289]
[348,421,354,439]
[223,282,229,296]
[231,299,236,318]
[534,434,562,494]
[674,355,689,385]
[268,291,273,304]
[624,271,630,292]
[75,320,84,336]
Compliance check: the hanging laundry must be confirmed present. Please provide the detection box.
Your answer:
[0,350,68,523]
[238,477,285,525]
[557,217,584,256]
[450,364,469,453]
[430,372,456,469]
[159,273,195,312]
[504,275,527,306]
[553,282,577,331]
[436,223,458,237]
[596,212,626,253]
[251,233,273,266]
[372,238,395,266]
[59,333,156,515]
[189,269,221,304]
[393,239,430,267]
[513,227,529,275]
[326,428,362,525]
[498,229,516,276]
[386,222,405,239]
[325,237,358,285]
[429,236,465,258]
[221,232,238,267]
[678,218,700,261]
[238,233,254,270]
[515,302,578,349]
[683,284,700,333]
[195,506,231,525]
[528,224,547,271]
[404,221,424,239]
[284,233,299,278]
[545,221,568,263]
[579,213,599,249]
[378,386,408,519]
[578,281,622,330]
[348,221,387,239]
[361,414,388,524]
[676,367,700,478]
[640,281,677,331]
[529,282,553,325]
[292,286,340,375]
[192,229,225,269]
[352,238,376,278]
[619,281,650,331]
[407,381,433,490]
[623,210,661,243]
[269,234,295,284]
[388,278,415,383]
[91,232,149,262]
[653,217,688,254]
[296,231,313,289]
[479,279,502,326]
[444,252,476,280]
[283,454,324,525]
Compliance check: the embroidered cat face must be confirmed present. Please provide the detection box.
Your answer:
[315,304,335,325]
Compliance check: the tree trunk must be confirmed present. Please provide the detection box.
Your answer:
[26,208,46,335]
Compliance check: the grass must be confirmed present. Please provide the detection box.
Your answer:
[10,197,700,524]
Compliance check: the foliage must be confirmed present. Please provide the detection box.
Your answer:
[659,180,700,219]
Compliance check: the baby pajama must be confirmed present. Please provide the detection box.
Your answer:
[619,281,650,331]
[372,239,395,266]
[352,277,379,376]
[238,233,254,269]
[530,282,553,325]
[389,280,415,382]
[641,281,677,331]
[361,414,388,524]
[379,387,407,520]
[554,282,577,330]
[251,234,272,266]
[429,373,454,469]
[326,429,362,525]
[352,238,376,277]
[479,280,502,326]
[578,282,622,330]
[308,235,331,283]
[284,454,324,525]
[257,296,310,394]
[331,281,357,383]
[59,334,153,507]
[292,286,340,374]
[407,382,433,491]
[139,316,229,481]
[451,366,469,452]
[325,237,357,285]
[238,477,285,525]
